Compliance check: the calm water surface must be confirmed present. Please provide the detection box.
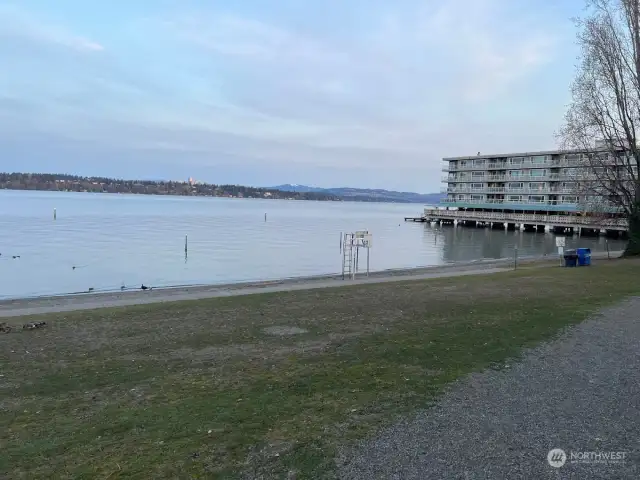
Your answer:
[0,191,627,299]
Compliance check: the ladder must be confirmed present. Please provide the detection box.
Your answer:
[342,233,354,279]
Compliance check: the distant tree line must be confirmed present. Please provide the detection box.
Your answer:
[0,173,342,202]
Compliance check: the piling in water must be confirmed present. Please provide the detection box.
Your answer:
[185,235,188,254]
[53,208,56,220]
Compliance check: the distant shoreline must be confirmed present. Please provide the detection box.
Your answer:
[0,173,439,204]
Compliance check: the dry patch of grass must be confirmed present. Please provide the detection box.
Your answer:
[2,260,640,479]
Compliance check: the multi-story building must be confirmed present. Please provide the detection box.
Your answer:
[424,148,630,234]
[441,150,584,212]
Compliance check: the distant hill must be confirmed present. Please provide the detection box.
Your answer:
[271,184,444,204]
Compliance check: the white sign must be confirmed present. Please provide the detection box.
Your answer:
[362,234,372,248]
[555,237,566,247]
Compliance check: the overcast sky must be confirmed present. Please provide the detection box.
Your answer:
[0,0,582,192]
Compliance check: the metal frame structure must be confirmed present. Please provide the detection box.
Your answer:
[341,231,372,279]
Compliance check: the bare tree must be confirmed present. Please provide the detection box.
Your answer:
[559,0,640,255]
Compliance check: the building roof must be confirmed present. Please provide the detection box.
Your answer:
[442,147,597,162]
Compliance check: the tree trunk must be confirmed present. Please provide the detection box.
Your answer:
[624,201,640,256]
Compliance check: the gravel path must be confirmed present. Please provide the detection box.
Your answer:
[337,298,640,479]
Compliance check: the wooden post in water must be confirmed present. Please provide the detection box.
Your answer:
[264,213,267,222]
[53,208,56,220]
[185,235,188,255]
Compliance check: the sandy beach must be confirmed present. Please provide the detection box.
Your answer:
[0,252,619,317]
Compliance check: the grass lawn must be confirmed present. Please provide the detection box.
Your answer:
[2,259,640,479]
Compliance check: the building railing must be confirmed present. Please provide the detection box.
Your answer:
[447,173,567,182]
[423,208,628,228]
[441,198,577,207]
[445,159,585,171]
[443,186,578,194]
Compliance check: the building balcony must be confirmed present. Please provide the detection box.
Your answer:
[448,173,568,183]
[445,159,585,171]
[444,186,578,194]
[441,198,577,208]
[446,158,596,172]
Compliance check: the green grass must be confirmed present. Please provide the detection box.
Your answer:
[2,260,640,479]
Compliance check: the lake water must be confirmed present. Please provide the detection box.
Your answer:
[0,190,627,299]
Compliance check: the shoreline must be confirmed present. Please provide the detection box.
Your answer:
[0,252,621,318]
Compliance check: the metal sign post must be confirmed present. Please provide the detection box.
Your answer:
[556,237,566,266]
[362,233,372,277]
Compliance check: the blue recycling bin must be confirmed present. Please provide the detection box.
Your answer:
[576,248,592,266]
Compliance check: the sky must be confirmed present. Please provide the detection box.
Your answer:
[0,0,584,192]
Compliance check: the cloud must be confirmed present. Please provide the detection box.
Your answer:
[0,4,104,52]
[140,0,561,159]
[0,0,574,190]
[160,0,558,103]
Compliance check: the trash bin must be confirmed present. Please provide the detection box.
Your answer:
[576,247,592,266]
[563,249,578,267]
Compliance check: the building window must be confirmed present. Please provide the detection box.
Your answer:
[562,196,577,203]
[531,155,547,164]
[510,157,524,165]
[457,194,466,200]
[471,183,483,190]
[473,159,485,167]
[529,182,545,191]
[508,195,522,202]
[471,195,484,201]
[509,170,522,177]
[508,182,524,189]
[529,195,545,203]
[471,172,485,178]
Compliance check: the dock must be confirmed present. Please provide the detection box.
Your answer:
[408,208,628,236]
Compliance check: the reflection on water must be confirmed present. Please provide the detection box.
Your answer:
[431,223,623,264]
[0,190,628,299]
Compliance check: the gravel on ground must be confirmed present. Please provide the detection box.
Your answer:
[337,297,640,480]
